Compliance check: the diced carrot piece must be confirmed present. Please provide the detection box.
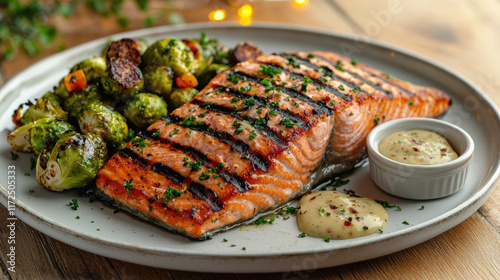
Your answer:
[64,69,87,93]
[175,72,198,88]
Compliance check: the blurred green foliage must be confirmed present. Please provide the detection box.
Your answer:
[0,0,180,60]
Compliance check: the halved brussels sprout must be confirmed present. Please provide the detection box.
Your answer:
[141,38,196,77]
[142,65,174,99]
[166,87,199,112]
[8,118,75,155]
[124,93,168,130]
[78,102,128,151]
[63,84,103,120]
[101,58,144,100]
[70,56,107,84]
[12,99,68,127]
[36,131,107,192]
[102,38,142,66]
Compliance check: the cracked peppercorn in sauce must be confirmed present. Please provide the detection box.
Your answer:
[378,130,458,165]
[297,191,388,240]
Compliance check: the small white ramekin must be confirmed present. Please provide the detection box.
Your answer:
[366,118,474,200]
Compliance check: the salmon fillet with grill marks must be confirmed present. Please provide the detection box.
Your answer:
[94,51,450,240]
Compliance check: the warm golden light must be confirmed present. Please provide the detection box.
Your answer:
[238,4,253,18]
[294,0,309,7]
[239,16,252,26]
[209,9,226,21]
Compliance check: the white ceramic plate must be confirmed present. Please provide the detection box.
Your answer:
[1,23,499,273]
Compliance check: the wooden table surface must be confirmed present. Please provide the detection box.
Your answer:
[1,0,500,279]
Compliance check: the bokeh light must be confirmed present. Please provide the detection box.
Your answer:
[209,9,227,21]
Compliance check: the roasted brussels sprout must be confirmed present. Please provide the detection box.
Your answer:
[8,118,75,155]
[166,87,198,112]
[70,56,107,84]
[197,63,230,89]
[193,32,230,65]
[230,41,262,65]
[78,102,128,151]
[12,99,68,127]
[36,131,107,192]
[101,58,144,100]
[41,91,63,107]
[63,84,103,120]
[142,65,174,99]
[53,79,70,99]
[124,93,168,130]
[103,38,142,66]
[141,38,196,77]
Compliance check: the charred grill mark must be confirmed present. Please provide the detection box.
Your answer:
[171,142,252,193]
[256,62,354,101]
[118,148,185,185]
[151,162,185,185]
[214,86,309,130]
[188,183,222,211]
[118,148,149,168]
[278,53,376,96]
[164,116,270,172]
[297,53,415,97]
[229,71,335,115]
[192,100,289,150]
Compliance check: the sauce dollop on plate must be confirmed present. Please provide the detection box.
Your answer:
[297,191,388,240]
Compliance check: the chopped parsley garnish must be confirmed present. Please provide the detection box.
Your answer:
[168,128,179,137]
[335,59,344,71]
[351,58,357,65]
[299,232,307,238]
[324,237,331,243]
[183,159,203,172]
[338,85,345,91]
[301,76,312,91]
[202,101,212,108]
[226,73,240,83]
[231,97,240,103]
[123,179,134,194]
[253,118,267,129]
[374,117,380,126]
[136,137,150,147]
[249,130,257,140]
[284,97,290,101]
[240,83,252,92]
[151,131,161,137]
[259,65,281,78]
[329,100,335,106]
[419,205,425,210]
[402,221,410,225]
[199,172,210,181]
[162,186,183,204]
[198,111,209,118]
[179,116,203,127]
[68,199,79,210]
[235,127,244,134]
[261,78,271,87]
[256,108,263,114]
[269,110,278,116]
[409,100,414,106]
[269,101,280,107]
[279,118,296,128]
[30,156,36,170]
[375,200,401,211]
[381,72,391,79]
[352,86,361,93]
[10,151,19,160]
[378,229,383,233]
[242,97,255,107]
[253,217,275,224]
[285,206,297,214]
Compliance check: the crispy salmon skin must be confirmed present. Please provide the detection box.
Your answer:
[95,51,450,240]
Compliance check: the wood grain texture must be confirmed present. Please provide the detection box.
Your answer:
[1,0,500,279]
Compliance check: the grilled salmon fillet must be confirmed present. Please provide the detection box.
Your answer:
[94,51,450,240]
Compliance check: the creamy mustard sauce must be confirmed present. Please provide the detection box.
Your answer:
[297,191,388,240]
[378,129,458,165]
